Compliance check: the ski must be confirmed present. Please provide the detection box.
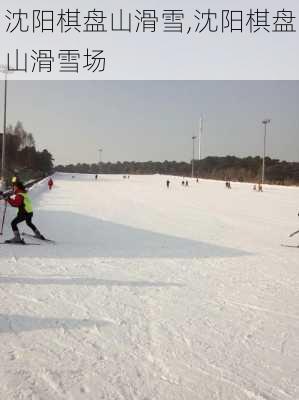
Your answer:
[281,244,299,248]
[21,232,55,243]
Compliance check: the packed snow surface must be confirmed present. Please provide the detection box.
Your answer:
[0,173,298,400]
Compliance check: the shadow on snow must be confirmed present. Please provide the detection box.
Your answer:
[0,313,111,334]
[0,276,184,288]
[0,210,252,259]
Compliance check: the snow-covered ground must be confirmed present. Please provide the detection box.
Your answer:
[0,173,298,400]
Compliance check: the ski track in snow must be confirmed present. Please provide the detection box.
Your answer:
[0,173,299,400]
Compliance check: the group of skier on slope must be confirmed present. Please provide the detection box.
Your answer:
[0,176,298,246]
[0,177,54,244]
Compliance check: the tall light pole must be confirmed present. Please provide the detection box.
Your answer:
[98,148,102,173]
[261,119,270,185]
[191,136,196,178]
[199,116,203,161]
[98,148,102,164]
[0,65,10,189]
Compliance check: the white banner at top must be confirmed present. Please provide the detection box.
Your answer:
[0,0,298,80]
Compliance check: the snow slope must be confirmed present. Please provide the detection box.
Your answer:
[0,173,298,400]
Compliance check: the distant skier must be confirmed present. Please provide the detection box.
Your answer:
[48,177,53,190]
[182,181,185,186]
[95,174,98,180]
[166,180,170,188]
[4,181,45,244]
[185,180,189,187]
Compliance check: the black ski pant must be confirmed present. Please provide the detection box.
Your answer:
[11,212,37,233]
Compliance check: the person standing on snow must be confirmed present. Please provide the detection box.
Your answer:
[4,181,45,243]
[48,177,53,190]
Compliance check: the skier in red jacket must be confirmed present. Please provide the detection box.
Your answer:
[4,181,45,244]
[48,177,53,190]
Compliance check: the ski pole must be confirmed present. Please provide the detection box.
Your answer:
[289,229,299,238]
[0,200,8,235]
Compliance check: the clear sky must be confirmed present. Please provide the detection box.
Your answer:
[1,80,298,165]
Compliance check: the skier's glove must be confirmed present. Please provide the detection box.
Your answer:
[0,191,9,200]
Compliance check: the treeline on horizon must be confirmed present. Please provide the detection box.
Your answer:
[0,121,54,183]
[55,156,299,185]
